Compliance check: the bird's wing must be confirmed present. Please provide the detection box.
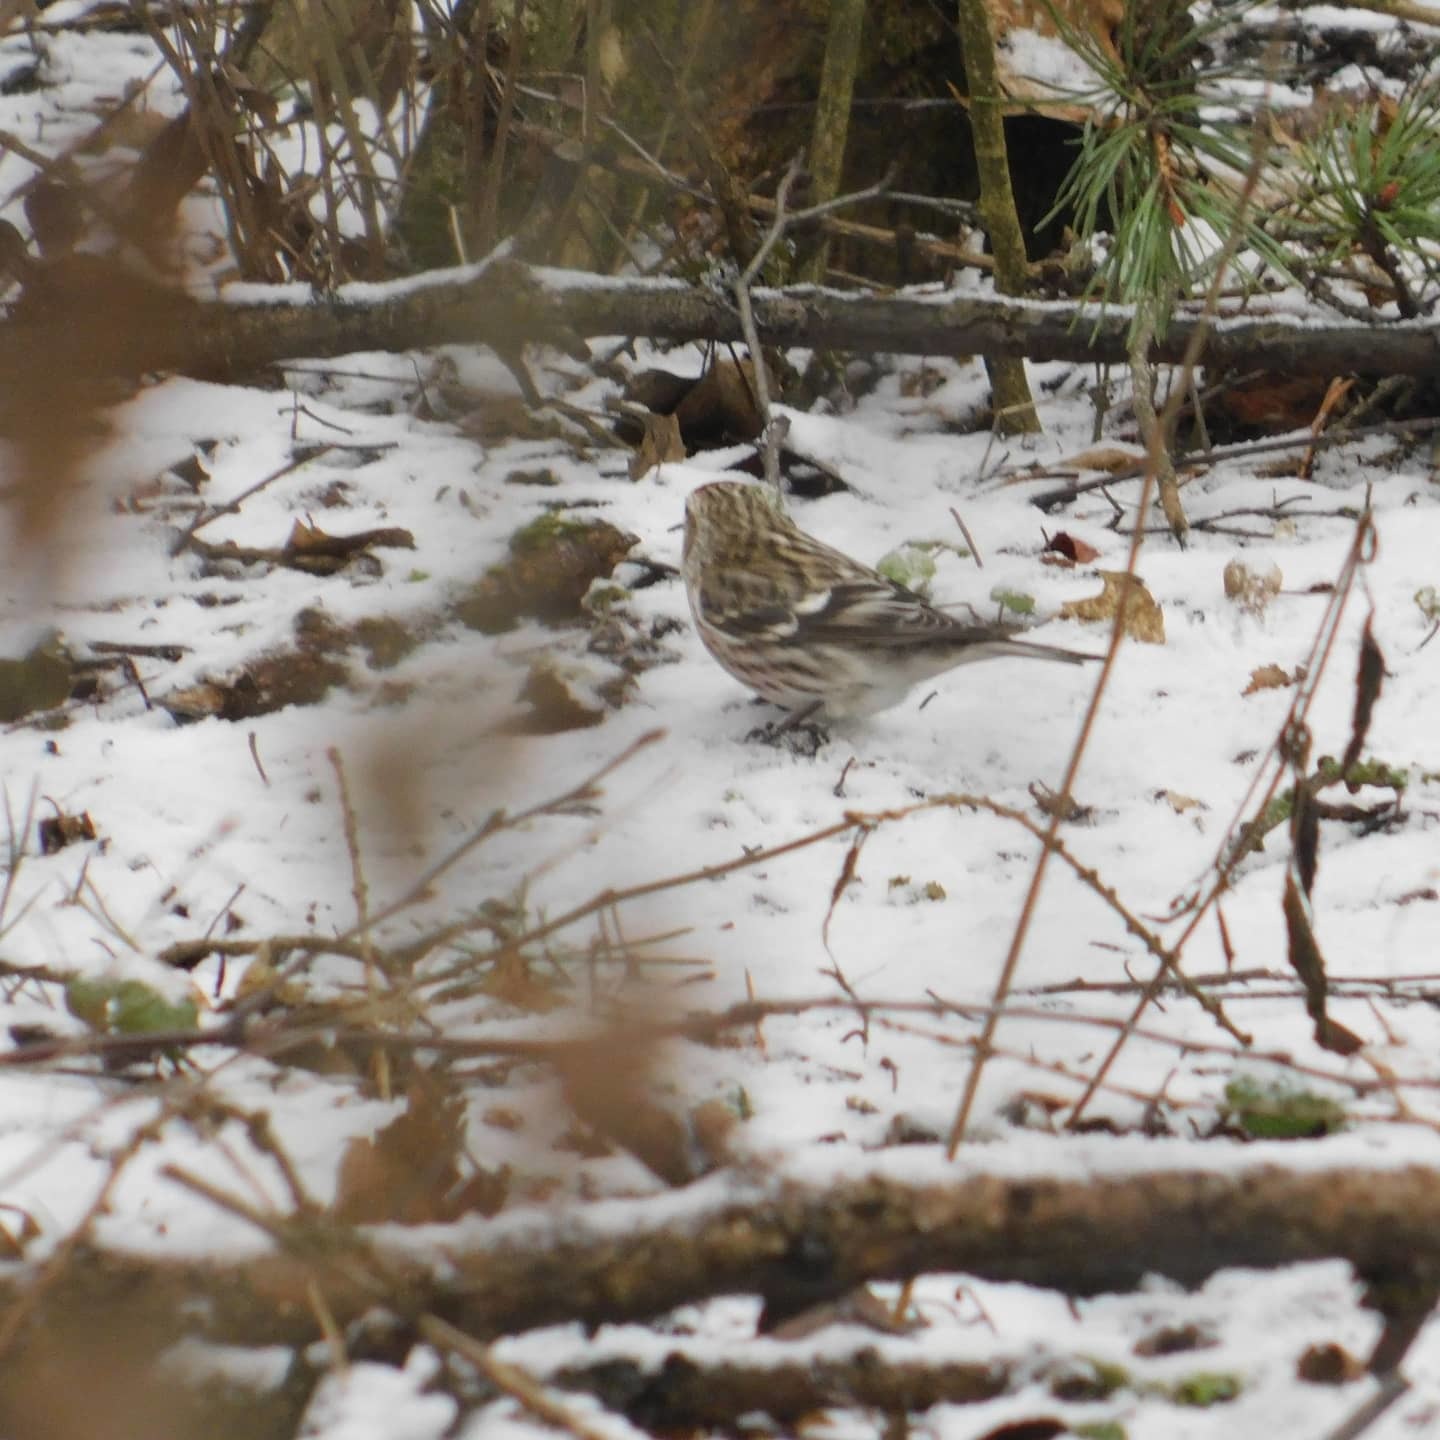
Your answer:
[792,578,1017,647]
[696,553,1024,649]
[693,573,805,639]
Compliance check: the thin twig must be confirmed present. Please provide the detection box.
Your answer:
[170,445,335,556]
[732,157,895,489]
[1067,505,1376,1124]
[420,1314,622,1440]
[326,746,390,1096]
[1022,413,1440,511]
[948,507,984,567]
[344,728,666,944]
[947,106,1274,1154]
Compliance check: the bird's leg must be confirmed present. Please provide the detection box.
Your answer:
[775,698,824,733]
[746,699,829,755]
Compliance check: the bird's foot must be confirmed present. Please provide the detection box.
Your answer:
[746,713,830,757]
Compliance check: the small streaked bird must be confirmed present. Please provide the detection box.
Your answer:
[681,480,1095,724]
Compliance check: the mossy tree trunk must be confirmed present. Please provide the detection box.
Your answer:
[800,0,866,286]
[954,0,1040,436]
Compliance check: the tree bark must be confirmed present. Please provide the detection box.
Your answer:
[954,0,1040,434]
[16,1160,1440,1351]
[800,0,866,285]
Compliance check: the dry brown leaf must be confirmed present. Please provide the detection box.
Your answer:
[1224,559,1283,617]
[1059,570,1165,643]
[1297,1342,1366,1385]
[676,357,765,443]
[768,1285,927,1340]
[1213,373,1331,433]
[1030,781,1091,822]
[627,409,686,480]
[478,950,567,1011]
[1041,530,1101,566]
[482,1106,524,1131]
[1244,664,1296,696]
[283,519,416,569]
[1298,375,1355,481]
[1060,446,1143,475]
[37,809,97,855]
[1157,790,1205,814]
[0,1206,39,1259]
[335,1071,508,1224]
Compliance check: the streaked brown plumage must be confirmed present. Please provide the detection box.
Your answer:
[681,480,1093,720]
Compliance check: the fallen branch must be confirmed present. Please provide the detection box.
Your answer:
[17,1153,1440,1349]
[11,259,1440,389]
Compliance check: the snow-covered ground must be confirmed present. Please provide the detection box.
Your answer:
[3,3,1440,1437]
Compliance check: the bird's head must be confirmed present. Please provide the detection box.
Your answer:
[683,480,785,562]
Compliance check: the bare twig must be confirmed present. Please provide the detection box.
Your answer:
[346,727,666,943]
[731,157,895,489]
[421,1315,621,1440]
[1067,503,1377,1125]
[948,507,984,567]
[947,106,1274,1153]
[170,445,336,556]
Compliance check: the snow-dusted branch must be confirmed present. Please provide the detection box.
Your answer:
[17,1154,1440,1352]
[8,260,1439,391]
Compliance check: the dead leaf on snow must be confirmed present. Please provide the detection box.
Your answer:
[477,949,567,1013]
[1060,445,1143,475]
[1224,559,1283,616]
[1059,570,1165,643]
[1156,790,1206,815]
[1244,664,1297,696]
[1041,530,1101,566]
[768,1284,927,1340]
[38,808,97,854]
[1297,1342,1366,1385]
[1030,782,1092,823]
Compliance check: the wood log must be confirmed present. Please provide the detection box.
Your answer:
[4,258,1437,389]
